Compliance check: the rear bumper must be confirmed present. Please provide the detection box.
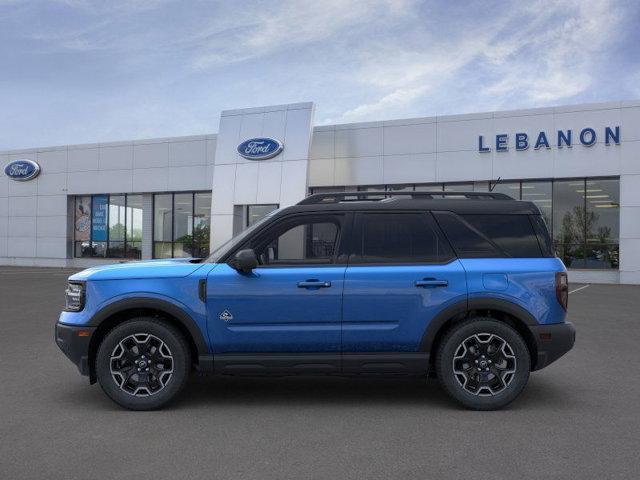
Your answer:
[530,321,576,371]
[55,322,96,376]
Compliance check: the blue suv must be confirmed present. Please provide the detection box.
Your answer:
[55,191,575,410]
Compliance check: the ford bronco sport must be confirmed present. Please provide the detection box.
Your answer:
[56,191,575,410]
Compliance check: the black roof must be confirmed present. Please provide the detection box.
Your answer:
[281,191,541,215]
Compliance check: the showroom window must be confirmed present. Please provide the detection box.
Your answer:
[309,177,619,269]
[153,192,211,259]
[246,204,279,227]
[74,194,143,259]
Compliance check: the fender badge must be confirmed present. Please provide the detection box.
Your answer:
[219,310,233,322]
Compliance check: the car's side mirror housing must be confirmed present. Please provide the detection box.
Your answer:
[230,249,258,273]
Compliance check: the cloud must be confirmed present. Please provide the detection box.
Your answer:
[333,0,627,122]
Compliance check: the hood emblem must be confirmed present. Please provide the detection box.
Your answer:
[219,310,233,322]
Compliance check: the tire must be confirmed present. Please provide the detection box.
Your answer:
[436,318,530,410]
[96,317,191,410]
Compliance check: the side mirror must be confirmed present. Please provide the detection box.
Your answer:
[230,249,258,273]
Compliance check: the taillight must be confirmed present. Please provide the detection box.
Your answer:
[555,272,568,311]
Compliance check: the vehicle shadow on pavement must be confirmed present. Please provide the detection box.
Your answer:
[168,374,572,411]
[54,372,573,412]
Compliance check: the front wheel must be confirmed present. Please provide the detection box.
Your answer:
[96,318,191,410]
[436,318,530,410]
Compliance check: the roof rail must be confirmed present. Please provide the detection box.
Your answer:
[298,191,513,205]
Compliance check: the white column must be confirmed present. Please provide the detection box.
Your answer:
[210,103,315,250]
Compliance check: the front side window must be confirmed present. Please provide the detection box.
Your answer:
[246,216,341,266]
[352,212,453,264]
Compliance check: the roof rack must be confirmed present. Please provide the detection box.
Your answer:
[298,191,512,205]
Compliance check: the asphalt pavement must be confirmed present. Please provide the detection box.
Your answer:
[1,267,639,479]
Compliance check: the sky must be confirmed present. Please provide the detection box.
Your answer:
[1,0,639,150]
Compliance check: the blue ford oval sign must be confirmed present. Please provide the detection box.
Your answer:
[237,138,283,160]
[4,159,41,181]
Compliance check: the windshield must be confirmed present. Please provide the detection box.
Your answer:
[205,208,281,263]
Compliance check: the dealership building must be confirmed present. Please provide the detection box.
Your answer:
[1,100,639,284]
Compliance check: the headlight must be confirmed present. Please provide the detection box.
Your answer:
[65,282,85,312]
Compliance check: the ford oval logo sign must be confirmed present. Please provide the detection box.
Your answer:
[237,138,283,160]
[4,159,41,181]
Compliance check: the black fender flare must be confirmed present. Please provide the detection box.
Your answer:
[87,297,209,356]
[420,297,537,353]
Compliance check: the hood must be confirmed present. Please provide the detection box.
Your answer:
[69,258,208,281]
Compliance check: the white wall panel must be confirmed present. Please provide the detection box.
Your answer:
[233,162,259,204]
[37,216,67,237]
[169,140,206,167]
[383,153,436,185]
[7,237,36,257]
[134,142,169,169]
[36,237,67,258]
[256,162,283,204]
[8,195,36,216]
[334,156,383,186]
[37,195,67,217]
[309,130,334,160]
[37,149,67,173]
[437,151,492,182]
[37,172,67,196]
[68,147,99,171]
[133,167,169,192]
[8,217,36,237]
[99,144,133,170]
[335,127,382,158]
[383,123,436,155]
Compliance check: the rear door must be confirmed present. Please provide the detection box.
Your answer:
[341,211,467,360]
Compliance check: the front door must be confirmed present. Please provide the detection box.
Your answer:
[341,212,467,358]
[207,213,347,355]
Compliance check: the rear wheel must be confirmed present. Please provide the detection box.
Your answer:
[96,318,191,410]
[436,318,530,410]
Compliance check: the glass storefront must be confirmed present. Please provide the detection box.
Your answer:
[246,204,279,227]
[310,177,620,270]
[74,193,143,259]
[153,192,211,259]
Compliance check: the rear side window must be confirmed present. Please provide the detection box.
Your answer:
[434,212,544,258]
[461,215,542,257]
[530,214,554,257]
[433,212,500,258]
[351,212,453,264]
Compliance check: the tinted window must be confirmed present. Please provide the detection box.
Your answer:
[434,212,500,258]
[352,213,453,263]
[251,218,340,265]
[530,214,554,257]
[461,215,542,257]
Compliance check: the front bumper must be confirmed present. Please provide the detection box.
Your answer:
[55,322,96,376]
[530,321,576,371]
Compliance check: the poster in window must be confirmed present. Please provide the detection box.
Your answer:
[74,196,91,241]
[91,195,108,242]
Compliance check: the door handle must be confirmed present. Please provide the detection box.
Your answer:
[415,278,448,288]
[297,280,332,289]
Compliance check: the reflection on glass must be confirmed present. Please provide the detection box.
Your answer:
[522,181,552,228]
[193,193,212,258]
[173,193,193,257]
[489,181,520,200]
[108,195,125,258]
[553,180,586,245]
[126,195,143,259]
[444,183,474,192]
[414,184,443,191]
[154,194,173,258]
[247,204,278,227]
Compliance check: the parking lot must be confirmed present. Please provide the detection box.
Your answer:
[1,267,639,479]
